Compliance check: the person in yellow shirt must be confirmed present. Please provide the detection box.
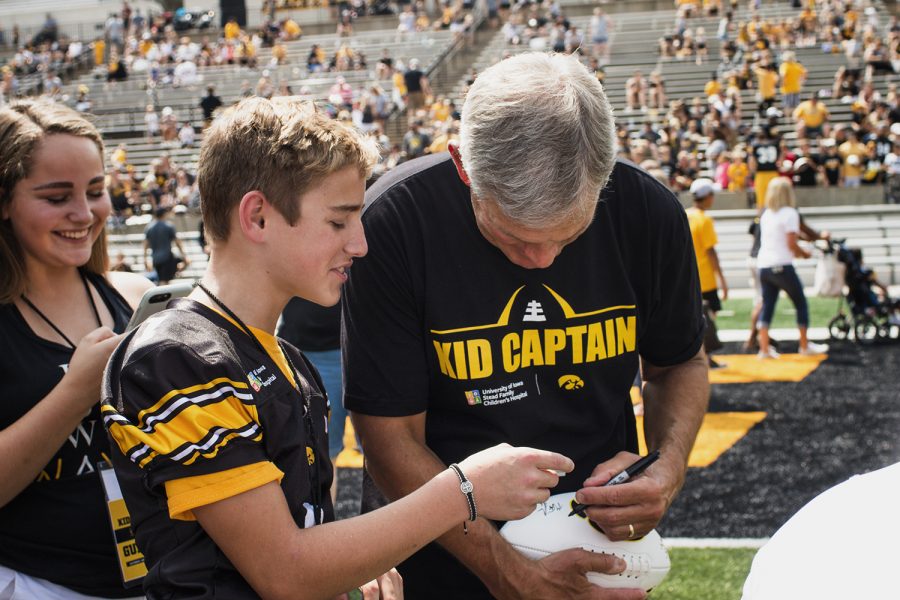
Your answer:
[224,17,240,41]
[139,36,154,57]
[754,61,778,116]
[271,41,287,64]
[838,130,867,187]
[704,74,722,99]
[779,51,806,110]
[283,18,302,40]
[687,178,728,367]
[727,152,750,191]
[792,93,830,139]
[392,69,407,97]
[240,37,257,68]
[92,38,106,67]
[110,143,128,169]
[428,123,458,154]
[429,96,451,123]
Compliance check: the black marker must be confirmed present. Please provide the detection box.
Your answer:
[567,450,661,517]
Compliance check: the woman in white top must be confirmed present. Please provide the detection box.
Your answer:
[756,177,828,358]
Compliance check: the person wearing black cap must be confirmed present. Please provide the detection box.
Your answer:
[687,178,727,368]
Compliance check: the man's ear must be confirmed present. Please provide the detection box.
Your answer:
[237,191,269,243]
[447,141,471,187]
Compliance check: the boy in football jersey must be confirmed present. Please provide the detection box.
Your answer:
[101,97,581,599]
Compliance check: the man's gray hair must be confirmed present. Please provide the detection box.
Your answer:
[459,52,615,227]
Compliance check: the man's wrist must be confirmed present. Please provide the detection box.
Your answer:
[478,528,537,599]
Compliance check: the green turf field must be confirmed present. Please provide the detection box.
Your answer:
[713,296,839,331]
[649,547,757,599]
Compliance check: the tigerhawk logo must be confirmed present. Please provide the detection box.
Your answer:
[558,375,585,390]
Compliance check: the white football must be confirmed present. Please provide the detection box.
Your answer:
[499,492,670,591]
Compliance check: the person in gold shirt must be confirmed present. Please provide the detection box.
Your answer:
[687,178,728,367]
[793,93,830,139]
[839,130,867,187]
[429,96,452,123]
[754,60,778,116]
[727,151,750,191]
[704,73,722,99]
[224,17,240,41]
[282,18,302,40]
[92,38,106,67]
[779,51,806,110]
[271,41,287,65]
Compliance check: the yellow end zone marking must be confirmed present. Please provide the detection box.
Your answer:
[334,416,364,469]
[636,412,767,467]
[709,354,826,384]
[630,386,642,406]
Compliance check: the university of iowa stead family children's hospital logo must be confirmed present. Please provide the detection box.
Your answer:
[247,365,276,392]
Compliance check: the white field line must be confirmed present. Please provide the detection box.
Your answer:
[717,327,829,342]
[664,538,770,549]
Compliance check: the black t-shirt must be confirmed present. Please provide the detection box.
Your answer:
[278,296,341,352]
[752,141,779,171]
[823,153,842,185]
[870,135,892,164]
[792,155,819,187]
[342,154,704,597]
[199,93,223,120]
[102,299,333,599]
[0,271,135,597]
[403,69,424,93]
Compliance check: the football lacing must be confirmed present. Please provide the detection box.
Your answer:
[616,553,651,579]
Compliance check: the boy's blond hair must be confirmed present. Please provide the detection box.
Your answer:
[198,97,380,241]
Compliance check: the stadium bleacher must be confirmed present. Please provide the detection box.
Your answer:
[4,0,896,284]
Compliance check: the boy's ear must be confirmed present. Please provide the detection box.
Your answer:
[237,191,269,243]
[447,141,471,187]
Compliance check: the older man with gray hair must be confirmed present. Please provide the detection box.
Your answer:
[343,52,709,599]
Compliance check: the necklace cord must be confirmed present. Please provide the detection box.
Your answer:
[21,270,102,350]
[195,282,323,522]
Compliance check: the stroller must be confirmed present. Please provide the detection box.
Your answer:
[824,239,900,344]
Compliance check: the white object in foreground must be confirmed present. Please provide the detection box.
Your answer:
[742,461,900,600]
[500,492,671,591]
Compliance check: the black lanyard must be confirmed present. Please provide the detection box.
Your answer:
[196,283,322,525]
[21,270,102,349]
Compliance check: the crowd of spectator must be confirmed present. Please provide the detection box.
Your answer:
[387,0,900,202]
[104,148,200,226]
[581,0,900,201]
[0,14,91,102]
[9,0,900,221]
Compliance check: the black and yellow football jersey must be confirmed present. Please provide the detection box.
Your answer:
[102,298,333,599]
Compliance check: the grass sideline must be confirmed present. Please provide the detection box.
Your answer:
[650,547,757,599]
[714,296,839,332]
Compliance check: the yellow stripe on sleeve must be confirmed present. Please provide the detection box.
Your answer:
[104,392,261,467]
[135,377,251,429]
[165,461,284,521]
